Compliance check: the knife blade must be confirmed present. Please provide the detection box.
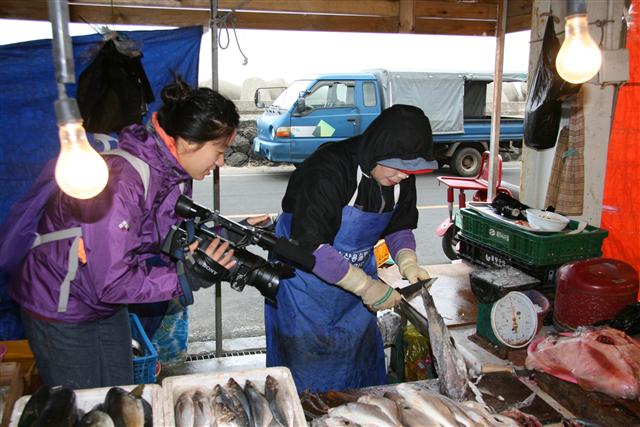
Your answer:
[397,277,437,300]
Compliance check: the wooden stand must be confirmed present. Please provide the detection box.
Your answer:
[535,372,640,425]
[0,362,23,427]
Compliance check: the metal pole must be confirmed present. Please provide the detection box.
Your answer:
[488,0,507,201]
[210,0,223,358]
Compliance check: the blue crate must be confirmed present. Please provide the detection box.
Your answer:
[129,313,158,384]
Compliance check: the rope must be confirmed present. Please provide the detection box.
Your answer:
[211,1,250,66]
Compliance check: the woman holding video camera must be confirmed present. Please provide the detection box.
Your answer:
[266,104,436,393]
[7,77,242,389]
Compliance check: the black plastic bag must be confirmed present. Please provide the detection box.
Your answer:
[524,16,580,150]
[490,192,529,220]
[77,39,154,133]
[609,302,640,336]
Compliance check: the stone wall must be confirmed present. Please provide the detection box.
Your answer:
[225,118,289,167]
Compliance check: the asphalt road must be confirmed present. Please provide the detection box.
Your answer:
[187,163,521,342]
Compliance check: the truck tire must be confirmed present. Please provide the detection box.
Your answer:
[451,147,482,177]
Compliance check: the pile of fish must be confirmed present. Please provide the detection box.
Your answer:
[526,326,640,400]
[174,375,298,427]
[311,383,520,427]
[18,384,152,427]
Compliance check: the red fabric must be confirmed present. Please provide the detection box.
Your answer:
[601,0,640,294]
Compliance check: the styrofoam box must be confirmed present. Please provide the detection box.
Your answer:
[162,366,305,426]
[9,383,163,426]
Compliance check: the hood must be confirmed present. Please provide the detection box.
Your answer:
[118,124,191,185]
[357,104,434,174]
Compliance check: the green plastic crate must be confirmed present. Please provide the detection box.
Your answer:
[460,208,608,266]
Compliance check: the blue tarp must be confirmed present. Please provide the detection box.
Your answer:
[0,26,202,340]
[0,26,203,224]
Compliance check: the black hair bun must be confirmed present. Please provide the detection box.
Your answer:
[160,76,192,106]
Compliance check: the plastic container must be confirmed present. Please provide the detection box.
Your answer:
[9,383,163,426]
[525,209,570,231]
[554,258,639,330]
[460,208,608,266]
[374,239,391,267]
[129,314,158,384]
[523,290,550,334]
[162,367,305,426]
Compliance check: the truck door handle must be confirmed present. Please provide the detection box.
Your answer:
[347,118,357,123]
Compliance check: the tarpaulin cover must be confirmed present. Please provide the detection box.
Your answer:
[0,26,202,339]
[369,69,526,135]
[0,26,202,225]
[602,0,640,290]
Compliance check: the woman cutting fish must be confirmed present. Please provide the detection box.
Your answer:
[266,104,436,392]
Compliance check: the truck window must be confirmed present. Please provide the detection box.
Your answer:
[305,81,355,109]
[363,82,377,107]
[271,79,312,110]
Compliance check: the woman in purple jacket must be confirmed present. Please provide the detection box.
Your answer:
[8,78,240,388]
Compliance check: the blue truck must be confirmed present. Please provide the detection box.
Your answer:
[252,69,526,177]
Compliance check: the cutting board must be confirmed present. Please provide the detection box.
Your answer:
[378,262,477,326]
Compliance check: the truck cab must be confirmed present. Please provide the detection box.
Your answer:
[253,74,381,163]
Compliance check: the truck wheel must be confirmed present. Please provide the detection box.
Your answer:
[452,147,482,177]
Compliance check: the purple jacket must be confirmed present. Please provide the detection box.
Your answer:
[8,125,189,322]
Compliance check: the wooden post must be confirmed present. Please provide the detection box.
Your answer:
[488,0,507,201]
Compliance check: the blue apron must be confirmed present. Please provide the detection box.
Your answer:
[266,167,400,392]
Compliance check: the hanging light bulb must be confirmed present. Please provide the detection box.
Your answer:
[49,0,109,199]
[556,0,602,84]
[54,103,109,199]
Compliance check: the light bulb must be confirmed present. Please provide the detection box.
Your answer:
[556,14,602,84]
[55,121,109,199]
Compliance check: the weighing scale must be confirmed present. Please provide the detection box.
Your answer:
[470,267,541,349]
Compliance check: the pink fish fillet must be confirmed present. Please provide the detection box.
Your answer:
[526,327,640,400]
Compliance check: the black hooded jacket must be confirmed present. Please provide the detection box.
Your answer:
[281,104,433,251]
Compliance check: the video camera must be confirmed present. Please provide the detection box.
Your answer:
[162,195,315,304]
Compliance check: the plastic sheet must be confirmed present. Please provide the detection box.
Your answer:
[524,16,580,150]
[403,324,432,381]
[601,0,640,297]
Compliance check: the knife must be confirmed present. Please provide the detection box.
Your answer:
[397,277,437,301]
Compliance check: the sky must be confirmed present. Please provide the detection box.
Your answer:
[0,19,531,88]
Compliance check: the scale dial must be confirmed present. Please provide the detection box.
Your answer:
[490,291,538,348]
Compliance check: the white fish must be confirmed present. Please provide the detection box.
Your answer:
[389,395,440,427]
[264,375,295,427]
[192,390,212,427]
[356,396,400,424]
[244,380,274,427]
[328,402,400,427]
[212,384,249,427]
[311,415,361,427]
[396,384,458,427]
[175,391,195,427]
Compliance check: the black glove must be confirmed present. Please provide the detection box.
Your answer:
[177,246,231,306]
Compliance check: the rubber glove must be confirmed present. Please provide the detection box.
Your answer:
[336,265,401,311]
[395,248,430,283]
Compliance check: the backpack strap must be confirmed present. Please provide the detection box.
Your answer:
[32,150,152,313]
[104,149,150,200]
